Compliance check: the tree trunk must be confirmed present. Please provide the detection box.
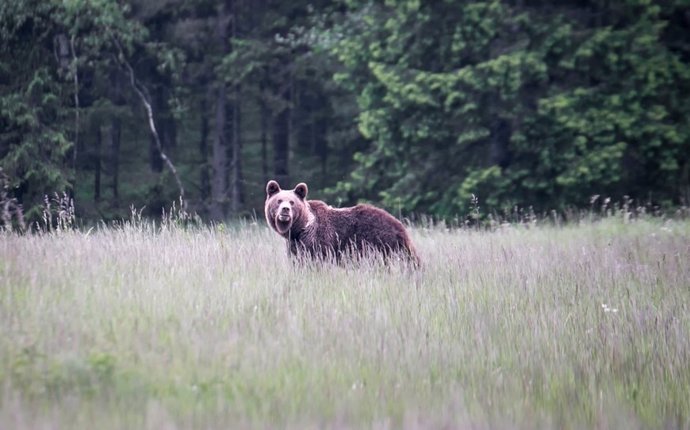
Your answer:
[107,119,121,200]
[209,0,232,221]
[199,95,210,203]
[210,85,228,220]
[255,0,269,183]
[273,86,290,186]
[298,83,329,178]
[149,136,163,172]
[108,71,123,201]
[148,91,164,173]
[230,84,243,213]
[69,36,80,190]
[489,118,511,168]
[229,0,243,213]
[260,77,269,182]
[94,125,101,202]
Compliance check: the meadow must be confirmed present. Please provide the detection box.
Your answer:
[0,215,689,429]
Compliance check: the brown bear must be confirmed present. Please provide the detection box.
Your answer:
[264,180,419,266]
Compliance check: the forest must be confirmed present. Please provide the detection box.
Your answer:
[1,0,689,224]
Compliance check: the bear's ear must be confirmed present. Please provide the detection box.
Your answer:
[266,180,281,197]
[294,183,308,200]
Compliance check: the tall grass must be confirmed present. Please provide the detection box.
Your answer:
[1,217,689,429]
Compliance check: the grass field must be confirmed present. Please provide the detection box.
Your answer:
[1,216,689,429]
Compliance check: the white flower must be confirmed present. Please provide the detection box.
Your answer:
[601,303,618,313]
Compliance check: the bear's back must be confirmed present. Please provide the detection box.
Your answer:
[306,200,411,253]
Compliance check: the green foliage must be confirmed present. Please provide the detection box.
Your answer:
[0,0,149,220]
[0,2,72,219]
[1,0,689,221]
[330,0,690,217]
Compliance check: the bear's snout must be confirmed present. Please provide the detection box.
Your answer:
[277,203,292,223]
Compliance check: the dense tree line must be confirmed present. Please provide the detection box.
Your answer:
[1,0,688,224]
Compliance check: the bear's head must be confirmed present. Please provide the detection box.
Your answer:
[265,180,310,236]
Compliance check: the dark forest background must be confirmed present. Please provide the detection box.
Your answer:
[1,0,689,224]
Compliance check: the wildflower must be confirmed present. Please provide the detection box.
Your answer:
[601,303,618,313]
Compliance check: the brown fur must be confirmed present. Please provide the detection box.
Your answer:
[265,180,419,266]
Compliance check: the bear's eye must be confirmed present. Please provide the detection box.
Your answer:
[289,201,294,206]
[277,199,282,204]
